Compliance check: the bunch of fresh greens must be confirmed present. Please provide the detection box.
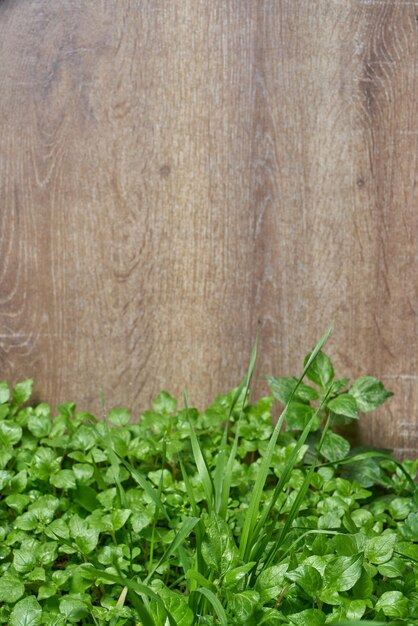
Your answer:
[0,330,417,625]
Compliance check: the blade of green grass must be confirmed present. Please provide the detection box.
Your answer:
[87,568,177,626]
[145,516,199,582]
[194,587,228,626]
[262,410,333,569]
[333,622,403,626]
[91,420,170,521]
[184,390,214,512]
[239,325,332,560]
[251,389,331,552]
[179,458,206,579]
[216,338,258,519]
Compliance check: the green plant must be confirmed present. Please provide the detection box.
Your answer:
[0,332,417,625]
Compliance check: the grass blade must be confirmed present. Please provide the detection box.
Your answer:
[92,421,169,521]
[184,390,214,512]
[194,587,228,626]
[239,325,332,560]
[216,338,258,518]
[262,410,333,569]
[87,568,177,625]
[179,458,206,578]
[145,516,199,582]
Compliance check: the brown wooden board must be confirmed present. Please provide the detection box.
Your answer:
[0,1,417,457]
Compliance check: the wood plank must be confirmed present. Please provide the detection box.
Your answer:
[0,1,416,456]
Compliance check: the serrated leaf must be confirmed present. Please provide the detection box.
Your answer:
[349,376,393,412]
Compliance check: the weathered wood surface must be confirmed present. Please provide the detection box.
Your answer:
[0,1,417,456]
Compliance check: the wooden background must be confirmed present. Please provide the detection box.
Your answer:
[0,1,417,457]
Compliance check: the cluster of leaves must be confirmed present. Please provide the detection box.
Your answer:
[1,332,418,625]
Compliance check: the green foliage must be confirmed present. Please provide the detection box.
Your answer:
[0,338,417,626]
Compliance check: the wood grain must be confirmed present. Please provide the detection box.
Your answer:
[0,1,417,457]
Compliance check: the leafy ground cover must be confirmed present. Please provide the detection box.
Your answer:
[0,330,418,625]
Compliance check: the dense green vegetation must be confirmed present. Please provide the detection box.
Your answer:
[1,331,417,625]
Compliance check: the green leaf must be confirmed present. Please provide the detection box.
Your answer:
[255,563,288,602]
[288,608,325,626]
[50,469,77,489]
[13,540,37,573]
[365,533,396,564]
[0,574,25,603]
[37,581,58,600]
[74,528,99,554]
[375,591,408,618]
[323,555,363,592]
[320,432,350,462]
[111,508,132,530]
[377,556,406,578]
[194,587,228,626]
[349,376,393,412]
[0,421,22,446]
[228,590,259,622]
[37,541,58,565]
[287,565,322,597]
[153,391,177,414]
[267,376,319,405]
[388,497,413,520]
[9,596,42,626]
[402,511,418,540]
[304,350,334,388]
[0,381,10,404]
[327,394,359,419]
[5,494,30,514]
[223,562,256,589]
[201,512,239,575]
[157,586,194,626]
[59,595,89,621]
[72,463,94,483]
[108,407,132,426]
[27,412,51,438]
[45,518,70,540]
[12,380,33,406]
[285,402,318,430]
